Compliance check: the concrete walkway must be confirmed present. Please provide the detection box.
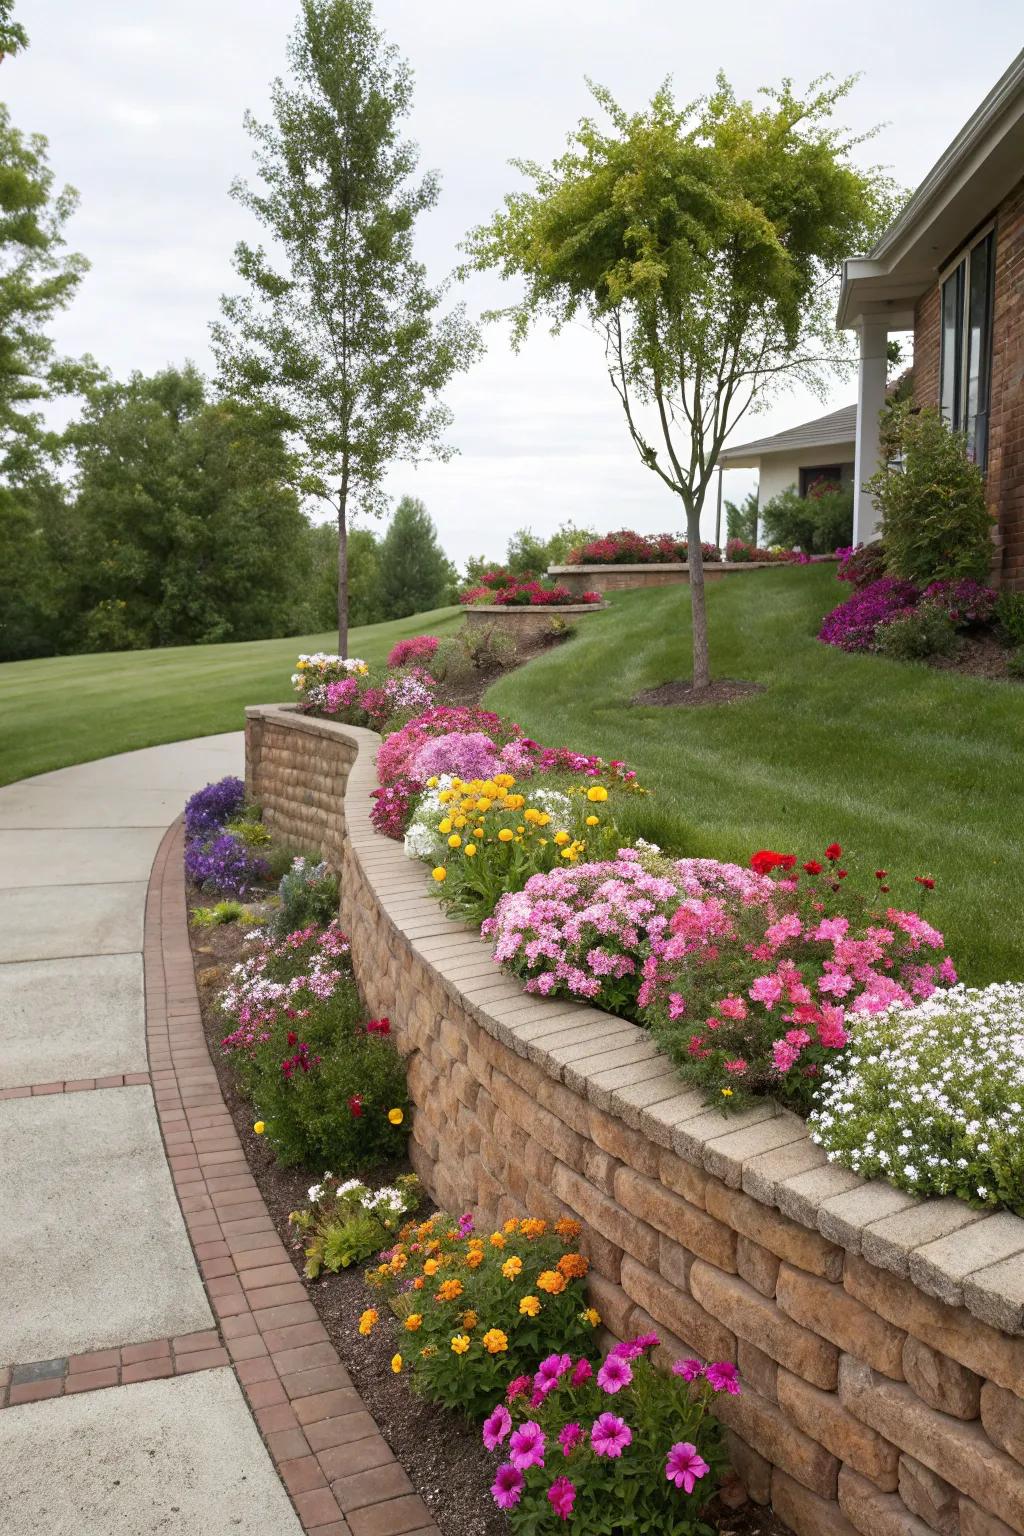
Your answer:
[0,735,303,1534]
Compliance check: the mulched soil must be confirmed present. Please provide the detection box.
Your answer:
[632,680,767,708]
[439,628,570,710]
[186,903,787,1536]
[927,632,1023,682]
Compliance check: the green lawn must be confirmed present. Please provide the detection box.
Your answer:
[485,566,1024,987]
[0,606,464,786]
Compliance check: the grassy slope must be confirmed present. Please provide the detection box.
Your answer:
[0,606,464,786]
[485,566,1024,987]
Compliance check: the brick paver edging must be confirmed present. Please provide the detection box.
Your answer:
[0,1072,151,1100]
[0,1329,229,1407]
[144,818,440,1536]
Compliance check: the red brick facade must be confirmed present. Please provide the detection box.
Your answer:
[913,175,1024,587]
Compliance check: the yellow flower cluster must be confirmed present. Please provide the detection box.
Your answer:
[429,775,595,869]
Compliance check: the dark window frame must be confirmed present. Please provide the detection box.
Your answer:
[798,464,843,498]
[939,224,996,469]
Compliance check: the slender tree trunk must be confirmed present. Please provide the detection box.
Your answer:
[336,497,349,656]
[687,505,710,690]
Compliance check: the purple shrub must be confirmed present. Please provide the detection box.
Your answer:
[819,577,919,653]
[184,777,246,840]
[922,579,997,628]
[184,832,269,897]
[410,730,502,782]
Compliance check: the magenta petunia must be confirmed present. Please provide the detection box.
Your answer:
[547,1475,576,1521]
[672,1358,704,1381]
[597,1353,633,1394]
[506,1374,531,1402]
[591,1412,632,1458]
[570,1358,592,1387]
[704,1361,741,1395]
[536,1352,572,1387]
[509,1420,546,1471]
[482,1404,512,1452]
[558,1422,583,1457]
[666,1441,710,1493]
[491,1464,524,1511]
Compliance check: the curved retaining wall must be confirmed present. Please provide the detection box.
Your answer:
[245,704,1024,1536]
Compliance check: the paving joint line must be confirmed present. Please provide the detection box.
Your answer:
[0,1328,230,1407]
[142,815,441,1536]
[0,1072,151,1100]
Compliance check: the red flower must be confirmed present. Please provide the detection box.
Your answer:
[837,870,848,880]
[874,870,887,880]
[803,861,823,876]
[915,875,935,890]
[287,1030,298,1046]
[825,843,842,861]
[348,1094,364,1117]
[366,1017,391,1036]
[750,850,796,876]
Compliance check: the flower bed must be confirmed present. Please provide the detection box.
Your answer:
[244,705,1024,1533]
[566,530,722,565]
[460,571,603,606]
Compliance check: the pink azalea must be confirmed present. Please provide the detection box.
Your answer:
[491,1464,524,1511]
[749,974,783,1008]
[772,1038,801,1072]
[482,1404,512,1452]
[724,1058,748,1075]
[591,1412,632,1458]
[718,995,747,1020]
[668,992,687,1020]
[666,1441,710,1493]
[546,1476,576,1521]
[509,1421,546,1471]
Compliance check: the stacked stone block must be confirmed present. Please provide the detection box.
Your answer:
[245,705,1024,1536]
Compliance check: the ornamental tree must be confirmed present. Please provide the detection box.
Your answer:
[212,0,481,654]
[464,75,897,688]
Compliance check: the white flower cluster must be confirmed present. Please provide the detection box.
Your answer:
[809,983,1024,1213]
[403,777,454,863]
[291,654,368,687]
[306,1177,413,1221]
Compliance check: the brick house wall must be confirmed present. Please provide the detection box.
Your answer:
[913,174,1024,587]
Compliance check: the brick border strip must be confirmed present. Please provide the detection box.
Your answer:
[0,1329,228,1407]
[144,818,440,1536]
[0,1071,151,1100]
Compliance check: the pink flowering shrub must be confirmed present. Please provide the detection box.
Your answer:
[459,576,602,607]
[386,634,439,669]
[818,577,919,652]
[411,731,502,783]
[641,845,956,1111]
[376,707,526,787]
[484,1336,730,1533]
[483,851,683,1018]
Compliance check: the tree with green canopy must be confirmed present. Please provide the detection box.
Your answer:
[464,74,898,688]
[725,490,759,544]
[378,495,457,619]
[212,0,481,656]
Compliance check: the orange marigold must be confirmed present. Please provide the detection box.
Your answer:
[465,1249,484,1269]
[555,1218,582,1240]
[422,1259,440,1277]
[482,1328,508,1354]
[501,1256,523,1280]
[436,1278,464,1303]
[461,1310,478,1330]
[489,1232,506,1249]
[536,1269,567,1295]
[519,1218,547,1239]
[412,1277,425,1291]
[502,1218,519,1234]
[557,1253,589,1280]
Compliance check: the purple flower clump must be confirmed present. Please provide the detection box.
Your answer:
[410,731,501,782]
[818,578,919,652]
[184,777,246,840]
[184,833,269,897]
[922,578,997,628]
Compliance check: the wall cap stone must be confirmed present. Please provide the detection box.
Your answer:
[244,703,1024,1337]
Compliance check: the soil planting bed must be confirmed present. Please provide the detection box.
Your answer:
[633,679,767,707]
[186,898,787,1536]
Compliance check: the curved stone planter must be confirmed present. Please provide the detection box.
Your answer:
[462,601,607,640]
[245,703,1024,1533]
[549,562,786,596]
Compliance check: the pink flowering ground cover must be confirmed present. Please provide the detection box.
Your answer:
[485,844,954,1113]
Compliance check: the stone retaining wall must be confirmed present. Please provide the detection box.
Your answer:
[245,704,1024,1536]
[549,561,785,595]
[462,602,606,640]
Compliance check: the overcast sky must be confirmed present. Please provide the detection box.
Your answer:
[5,2,1023,560]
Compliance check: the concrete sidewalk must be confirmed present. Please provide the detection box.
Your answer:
[0,734,303,1535]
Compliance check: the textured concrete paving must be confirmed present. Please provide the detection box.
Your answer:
[0,1086,212,1360]
[0,952,146,1088]
[0,733,300,1535]
[0,1368,303,1534]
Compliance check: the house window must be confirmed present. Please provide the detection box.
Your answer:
[798,465,842,497]
[940,228,995,467]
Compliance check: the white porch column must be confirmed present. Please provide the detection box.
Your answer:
[852,319,889,545]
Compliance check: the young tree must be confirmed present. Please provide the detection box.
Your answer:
[464,76,897,688]
[212,0,481,656]
[378,495,456,618]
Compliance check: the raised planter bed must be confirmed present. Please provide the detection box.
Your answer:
[550,562,787,596]
[462,599,607,638]
[245,703,1024,1536]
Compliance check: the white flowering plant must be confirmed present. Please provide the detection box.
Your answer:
[808,984,1024,1214]
[289,1172,422,1278]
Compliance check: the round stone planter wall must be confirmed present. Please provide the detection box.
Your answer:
[245,702,1024,1536]
[548,562,784,596]
[462,601,607,639]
